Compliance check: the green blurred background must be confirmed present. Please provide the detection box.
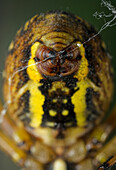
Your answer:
[0,0,116,169]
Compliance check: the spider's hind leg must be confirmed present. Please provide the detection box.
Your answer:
[98,155,116,170]
[96,136,116,170]
[85,106,116,169]
[0,101,43,170]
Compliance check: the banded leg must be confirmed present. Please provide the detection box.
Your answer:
[83,106,116,170]
[0,121,44,169]
[0,102,43,170]
[86,106,116,153]
[0,101,32,151]
[98,156,116,170]
[96,107,116,170]
[95,136,116,169]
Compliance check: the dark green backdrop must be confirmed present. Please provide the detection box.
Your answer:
[0,0,116,169]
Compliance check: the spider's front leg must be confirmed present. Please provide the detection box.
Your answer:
[95,107,116,170]
[0,101,44,170]
[97,155,116,170]
[86,106,116,169]
[95,135,116,170]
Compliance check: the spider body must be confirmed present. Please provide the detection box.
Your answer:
[0,11,115,170]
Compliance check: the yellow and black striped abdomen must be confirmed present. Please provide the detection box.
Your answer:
[4,11,113,132]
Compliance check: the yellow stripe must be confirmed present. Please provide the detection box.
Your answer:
[27,42,45,127]
[28,80,45,128]
[71,79,91,127]
[27,42,43,83]
[74,42,88,81]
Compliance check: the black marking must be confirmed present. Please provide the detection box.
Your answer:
[38,76,78,129]
[17,68,29,90]
[76,54,82,60]
[21,44,31,58]
[88,63,102,87]
[84,44,102,87]
[20,90,30,112]
[45,163,53,170]
[41,94,77,129]
[67,162,76,170]
[39,79,52,96]
[86,88,100,122]
[64,76,77,90]
[18,90,30,125]
[16,45,31,89]
[56,130,65,139]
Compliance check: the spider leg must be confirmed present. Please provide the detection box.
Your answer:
[92,106,116,169]
[0,101,32,151]
[0,129,26,166]
[83,106,116,170]
[95,135,116,169]
[86,106,116,152]
[0,101,43,170]
[97,155,116,170]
